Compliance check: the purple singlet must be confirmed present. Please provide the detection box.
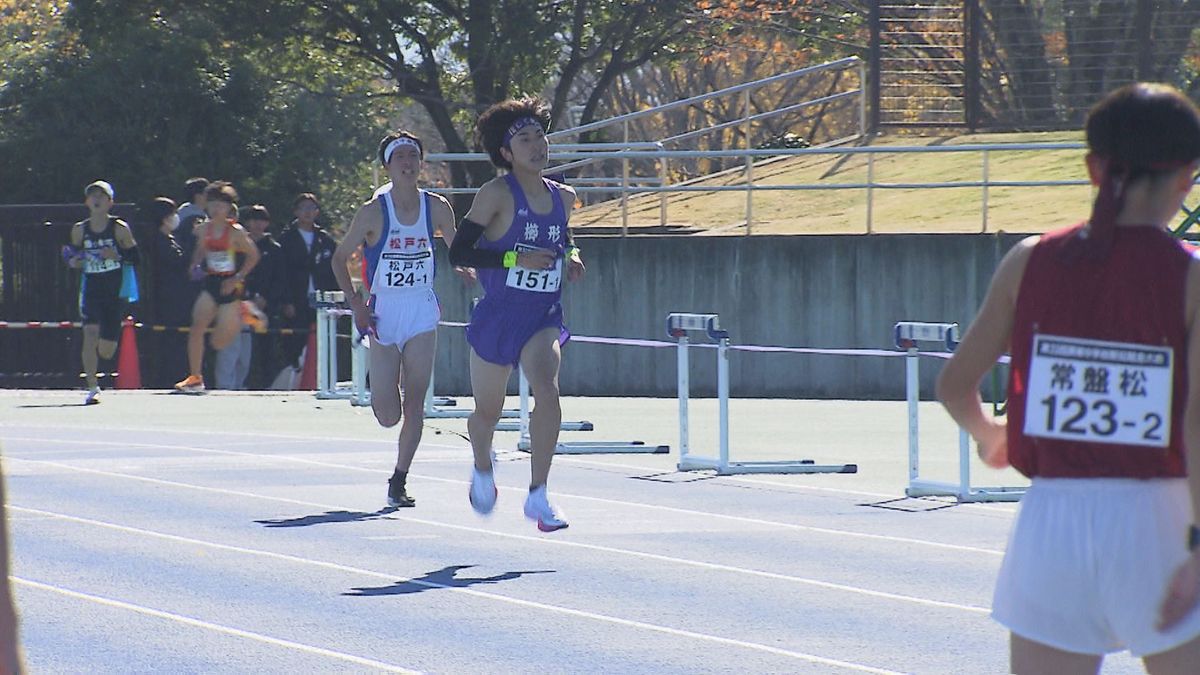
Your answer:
[466,174,571,366]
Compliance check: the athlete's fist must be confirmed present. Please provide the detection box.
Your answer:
[517,248,556,270]
[453,266,477,286]
[1158,551,1200,632]
[567,256,585,282]
[348,294,372,334]
[975,420,1009,469]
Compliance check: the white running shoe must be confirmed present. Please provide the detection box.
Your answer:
[469,467,497,515]
[84,387,101,406]
[523,485,568,532]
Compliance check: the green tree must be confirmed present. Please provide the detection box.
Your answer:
[0,2,384,229]
[138,0,703,194]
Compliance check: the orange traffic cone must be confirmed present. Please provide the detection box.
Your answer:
[298,324,317,390]
[115,316,142,389]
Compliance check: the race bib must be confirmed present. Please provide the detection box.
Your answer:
[380,251,432,289]
[206,249,236,274]
[83,251,120,275]
[505,243,561,293]
[1023,334,1173,448]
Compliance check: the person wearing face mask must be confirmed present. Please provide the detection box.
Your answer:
[144,196,192,389]
[174,181,260,393]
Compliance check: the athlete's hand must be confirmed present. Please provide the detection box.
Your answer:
[219,277,242,297]
[976,420,1009,469]
[454,266,477,285]
[1158,550,1200,632]
[517,248,556,270]
[98,246,120,260]
[348,295,372,334]
[567,255,585,282]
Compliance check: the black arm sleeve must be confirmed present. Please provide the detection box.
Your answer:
[120,245,141,266]
[448,218,508,268]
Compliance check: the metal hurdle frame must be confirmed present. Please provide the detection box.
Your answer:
[895,321,1024,503]
[313,291,371,406]
[422,369,520,420]
[513,368,668,454]
[671,312,858,475]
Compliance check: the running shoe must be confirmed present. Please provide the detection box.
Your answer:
[239,300,268,333]
[387,475,416,508]
[174,374,205,392]
[523,485,568,532]
[469,467,498,515]
[84,387,101,406]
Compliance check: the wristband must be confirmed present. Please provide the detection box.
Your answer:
[503,251,518,268]
[1189,524,1200,552]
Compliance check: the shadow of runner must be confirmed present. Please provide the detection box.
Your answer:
[255,506,400,527]
[343,565,556,597]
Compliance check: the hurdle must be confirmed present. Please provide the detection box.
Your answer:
[671,312,857,475]
[512,368,668,454]
[895,321,1024,503]
[312,291,370,406]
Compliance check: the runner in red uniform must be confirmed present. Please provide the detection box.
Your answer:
[938,83,1200,673]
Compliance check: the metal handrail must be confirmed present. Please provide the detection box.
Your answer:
[547,57,862,139]
[418,141,1089,234]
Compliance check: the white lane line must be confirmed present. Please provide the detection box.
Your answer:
[13,576,418,673]
[14,506,904,674]
[2,422,1022,512]
[3,436,1006,557]
[9,458,992,615]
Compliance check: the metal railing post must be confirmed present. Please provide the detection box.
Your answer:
[866,152,875,234]
[858,60,868,140]
[743,89,753,235]
[621,119,630,236]
[981,148,990,233]
[658,141,668,227]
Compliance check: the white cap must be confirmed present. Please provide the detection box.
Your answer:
[85,180,114,200]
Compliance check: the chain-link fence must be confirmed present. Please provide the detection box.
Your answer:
[870,0,1200,131]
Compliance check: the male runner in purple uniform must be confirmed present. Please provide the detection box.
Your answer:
[449,98,585,532]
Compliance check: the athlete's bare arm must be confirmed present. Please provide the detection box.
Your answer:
[229,224,260,280]
[1158,256,1200,632]
[559,183,585,282]
[430,193,457,246]
[113,221,137,249]
[431,194,475,285]
[332,200,383,331]
[66,224,84,268]
[936,235,1038,468]
[463,179,509,238]
[189,221,208,271]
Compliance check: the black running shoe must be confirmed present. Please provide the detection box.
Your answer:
[387,476,415,507]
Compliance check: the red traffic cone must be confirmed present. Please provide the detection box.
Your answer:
[115,316,142,389]
[298,324,317,390]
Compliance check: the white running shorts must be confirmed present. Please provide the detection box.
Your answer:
[992,477,1200,657]
[371,288,440,348]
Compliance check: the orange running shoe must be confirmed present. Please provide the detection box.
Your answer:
[174,374,205,392]
[239,301,268,333]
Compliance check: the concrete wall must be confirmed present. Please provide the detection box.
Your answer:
[428,233,1025,399]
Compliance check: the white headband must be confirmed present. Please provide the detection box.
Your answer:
[383,137,421,164]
